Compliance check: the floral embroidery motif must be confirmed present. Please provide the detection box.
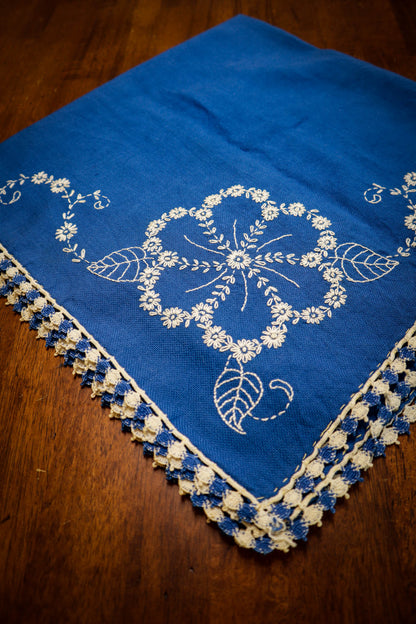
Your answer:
[85,185,400,433]
[2,174,411,434]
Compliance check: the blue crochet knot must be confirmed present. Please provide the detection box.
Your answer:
[0,258,12,271]
[363,391,381,406]
[318,490,336,513]
[342,464,362,485]
[393,416,410,435]
[254,535,273,554]
[377,406,393,425]
[290,517,309,541]
[318,445,337,463]
[341,415,358,435]
[271,502,292,520]
[296,474,315,493]
[382,369,398,385]
[237,503,257,523]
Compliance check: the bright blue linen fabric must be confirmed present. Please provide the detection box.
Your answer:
[0,15,415,499]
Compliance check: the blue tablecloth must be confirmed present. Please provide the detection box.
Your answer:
[1,15,415,552]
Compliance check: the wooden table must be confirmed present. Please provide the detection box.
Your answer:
[1,2,415,623]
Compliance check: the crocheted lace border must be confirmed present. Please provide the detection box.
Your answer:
[1,243,415,554]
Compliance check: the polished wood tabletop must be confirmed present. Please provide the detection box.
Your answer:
[0,2,415,623]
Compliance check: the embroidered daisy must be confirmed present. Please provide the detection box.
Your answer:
[191,303,213,325]
[143,237,162,254]
[226,250,252,269]
[317,234,337,250]
[203,193,222,208]
[322,267,343,283]
[169,207,187,219]
[138,266,161,285]
[261,325,287,348]
[158,250,179,267]
[227,185,245,197]
[301,306,325,324]
[202,326,230,350]
[404,172,416,187]
[251,189,270,204]
[312,215,332,230]
[270,302,293,322]
[146,219,167,236]
[261,204,279,221]
[404,213,416,231]
[31,171,48,184]
[50,178,70,194]
[250,188,270,203]
[288,202,306,216]
[324,288,347,308]
[55,221,77,241]
[230,339,262,363]
[300,251,322,268]
[139,289,161,313]
[161,307,185,328]
[194,207,213,221]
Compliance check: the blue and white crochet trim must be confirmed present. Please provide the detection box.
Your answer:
[1,243,415,554]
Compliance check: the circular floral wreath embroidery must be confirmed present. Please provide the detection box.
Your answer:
[132,185,347,363]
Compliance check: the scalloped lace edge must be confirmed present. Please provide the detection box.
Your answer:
[1,243,415,554]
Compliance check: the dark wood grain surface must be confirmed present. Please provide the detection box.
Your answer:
[1,2,415,623]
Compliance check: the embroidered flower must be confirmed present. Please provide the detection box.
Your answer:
[50,178,70,194]
[300,251,322,268]
[161,307,185,328]
[194,207,213,221]
[270,302,293,322]
[227,185,245,197]
[404,213,416,231]
[31,171,48,184]
[312,215,332,230]
[191,303,213,325]
[230,339,262,363]
[250,188,270,203]
[288,202,306,216]
[404,172,416,187]
[55,221,77,241]
[158,250,179,267]
[143,237,162,254]
[139,289,161,313]
[324,288,347,308]
[203,193,222,208]
[261,204,279,221]
[169,207,188,219]
[203,325,229,350]
[301,306,325,324]
[317,234,337,250]
[147,219,167,236]
[138,266,161,285]
[261,325,287,348]
[226,250,252,270]
[322,267,343,283]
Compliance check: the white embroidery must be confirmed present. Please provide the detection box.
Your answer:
[2,176,407,435]
[364,170,416,258]
[214,355,263,434]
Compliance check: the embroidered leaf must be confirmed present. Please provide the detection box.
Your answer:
[87,247,146,282]
[332,243,399,283]
[214,356,263,434]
